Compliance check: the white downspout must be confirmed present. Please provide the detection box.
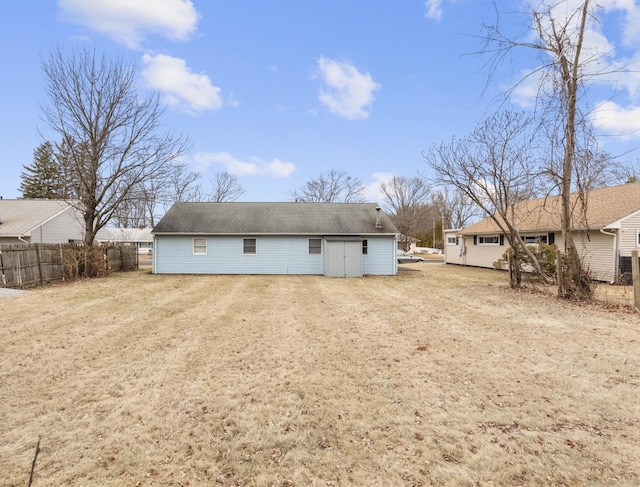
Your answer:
[600,228,617,284]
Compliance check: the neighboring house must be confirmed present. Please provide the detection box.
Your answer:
[444,181,640,282]
[152,202,399,277]
[96,227,154,254]
[0,199,85,245]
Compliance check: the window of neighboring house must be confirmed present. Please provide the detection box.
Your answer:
[478,235,500,245]
[193,237,207,255]
[309,238,322,255]
[447,236,459,245]
[243,237,257,254]
[362,239,368,255]
[637,231,640,247]
[521,235,548,244]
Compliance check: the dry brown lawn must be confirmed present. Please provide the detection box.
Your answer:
[1,263,639,486]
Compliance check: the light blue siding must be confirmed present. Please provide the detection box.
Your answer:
[363,237,397,275]
[154,235,397,275]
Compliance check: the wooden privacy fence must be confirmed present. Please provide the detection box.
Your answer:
[0,243,138,289]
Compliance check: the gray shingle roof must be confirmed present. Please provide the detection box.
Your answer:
[0,199,82,237]
[152,202,398,235]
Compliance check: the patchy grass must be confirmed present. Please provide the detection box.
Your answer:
[1,264,639,486]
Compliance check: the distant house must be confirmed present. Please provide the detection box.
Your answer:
[444,181,640,282]
[96,227,154,254]
[0,199,85,245]
[152,202,399,277]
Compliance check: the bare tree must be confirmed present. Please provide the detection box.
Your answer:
[379,176,431,250]
[426,111,549,288]
[290,169,365,203]
[481,0,609,298]
[165,163,203,203]
[208,171,245,202]
[431,186,482,230]
[40,46,191,246]
[111,162,203,228]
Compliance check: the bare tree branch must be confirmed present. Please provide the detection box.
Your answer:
[290,169,365,203]
[40,46,191,245]
[208,171,245,202]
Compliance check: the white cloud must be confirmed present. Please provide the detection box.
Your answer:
[594,0,640,46]
[424,0,444,21]
[58,0,198,48]
[362,172,394,203]
[507,2,640,108]
[141,53,223,113]
[194,152,296,178]
[591,100,640,138]
[316,57,380,120]
[507,69,544,109]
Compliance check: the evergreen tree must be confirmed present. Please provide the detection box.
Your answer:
[20,142,64,199]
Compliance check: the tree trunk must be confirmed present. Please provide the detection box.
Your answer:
[508,247,522,289]
[557,0,593,300]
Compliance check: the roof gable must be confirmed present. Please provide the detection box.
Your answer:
[460,182,640,235]
[0,199,82,237]
[152,202,398,235]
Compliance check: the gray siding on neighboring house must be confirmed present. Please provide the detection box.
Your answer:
[33,207,85,244]
[0,199,85,244]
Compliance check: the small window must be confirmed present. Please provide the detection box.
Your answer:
[193,237,207,255]
[243,238,257,254]
[309,238,322,255]
[362,239,368,255]
[478,235,500,245]
[637,231,640,247]
[447,236,459,245]
[521,235,548,244]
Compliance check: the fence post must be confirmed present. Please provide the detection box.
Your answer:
[556,249,563,297]
[632,250,640,311]
[36,244,44,285]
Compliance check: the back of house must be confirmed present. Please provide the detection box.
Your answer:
[152,202,399,277]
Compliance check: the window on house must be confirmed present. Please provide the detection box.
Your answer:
[309,238,322,254]
[362,239,368,255]
[243,238,257,254]
[447,236,459,245]
[193,237,207,255]
[637,231,640,247]
[478,235,500,245]
[521,235,548,244]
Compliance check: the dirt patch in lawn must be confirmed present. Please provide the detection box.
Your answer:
[1,264,639,486]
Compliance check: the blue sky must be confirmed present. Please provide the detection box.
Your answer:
[2,1,640,202]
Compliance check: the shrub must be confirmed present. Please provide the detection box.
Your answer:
[494,240,558,278]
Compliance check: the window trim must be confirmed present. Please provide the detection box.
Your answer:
[478,235,500,245]
[243,237,257,255]
[521,234,549,245]
[362,239,368,255]
[309,238,322,255]
[446,236,459,246]
[193,237,207,255]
